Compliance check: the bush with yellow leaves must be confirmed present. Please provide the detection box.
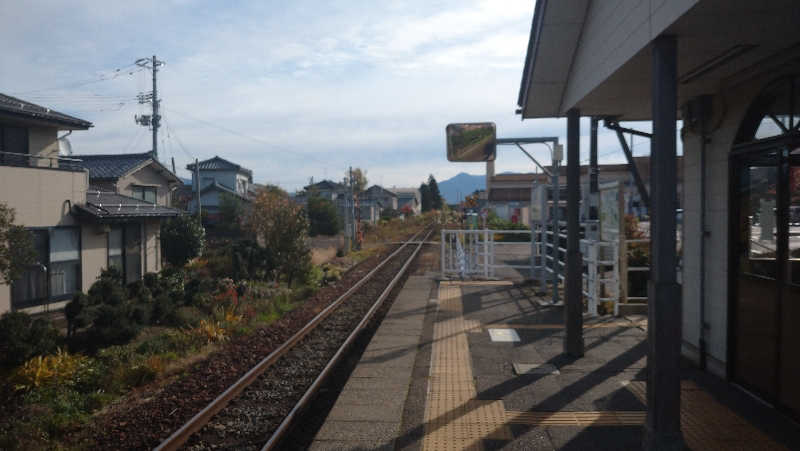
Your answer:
[189,319,228,343]
[12,348,88,391]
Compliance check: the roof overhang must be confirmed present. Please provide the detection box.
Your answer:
[518,0,800,121]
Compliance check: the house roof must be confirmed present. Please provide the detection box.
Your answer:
[72,151,182,184]
[305,179,345,191]
[186,156,253,180]
[0,93,93,129]
[199,180,251,201]
[74,191,181,221]
[365,185,397,198]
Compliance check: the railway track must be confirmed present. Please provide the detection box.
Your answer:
[154,226,433,451]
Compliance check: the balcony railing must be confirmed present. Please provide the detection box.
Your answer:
[0,150,84,172]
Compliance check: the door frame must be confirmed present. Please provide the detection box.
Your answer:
[728,132,800,414]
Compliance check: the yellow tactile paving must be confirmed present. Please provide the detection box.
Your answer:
[625,381,788,450]
[506,410,646,426]
[422,283,512,451]
[482,321,646,330]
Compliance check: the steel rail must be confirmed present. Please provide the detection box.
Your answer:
[154,227,430,451]
[262,227,433,450]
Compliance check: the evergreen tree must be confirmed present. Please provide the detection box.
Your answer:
[428,175,443,210]
[419,183,431,212]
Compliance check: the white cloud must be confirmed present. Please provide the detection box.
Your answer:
[0,0,582,191]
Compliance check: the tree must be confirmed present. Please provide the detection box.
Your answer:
[419,183,431,212]
[218,192,246,233]
[428,175,443,210]
[307,194,342,236]
[245,189,312,285]
[400,204,415,217]
[0,203,36,285]
[348,168,368,193]
[161,214,206,267]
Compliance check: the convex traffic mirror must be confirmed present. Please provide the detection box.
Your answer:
[446,122,496,162]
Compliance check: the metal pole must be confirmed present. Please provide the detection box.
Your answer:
[152,55,159,160]
[612,127,651,209]
[644,34,684,451]
[441,229,446,279]
[195,158,201,219]
[552,156,560,304]
[590,117,599,220]
[565,109,584,357]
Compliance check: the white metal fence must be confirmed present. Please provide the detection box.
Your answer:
[440,229,533,279]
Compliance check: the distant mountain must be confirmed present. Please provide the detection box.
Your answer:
[437,172,485,204]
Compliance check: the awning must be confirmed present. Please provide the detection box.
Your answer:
[73,191,181,222]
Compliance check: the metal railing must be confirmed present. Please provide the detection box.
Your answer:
[441,229,533,279]
[0,150,84,171]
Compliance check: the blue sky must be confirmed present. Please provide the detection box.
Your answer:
[2,0,657,191]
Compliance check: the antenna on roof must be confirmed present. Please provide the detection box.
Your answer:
[58,131,73,156]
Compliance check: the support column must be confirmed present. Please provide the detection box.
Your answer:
[565,108,584,357]
[644,35,684,450]
[590,117,599,220]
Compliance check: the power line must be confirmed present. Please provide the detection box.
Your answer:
[163,107,322,164]
[11,65,144,95]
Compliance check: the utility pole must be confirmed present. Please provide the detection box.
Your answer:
[195,158,201,219]
[135,55,164,160]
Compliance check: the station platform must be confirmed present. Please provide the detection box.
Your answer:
[309,276,800,450]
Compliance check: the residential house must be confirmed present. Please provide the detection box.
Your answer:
[390,188,421,215]
[0,94,180,315]
[186,156,253,218]
[360,185,398,223]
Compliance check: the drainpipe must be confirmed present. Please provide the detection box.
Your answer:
[697,95,712,371]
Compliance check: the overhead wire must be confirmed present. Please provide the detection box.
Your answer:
[11,65,144,95]
[162,106,323,164]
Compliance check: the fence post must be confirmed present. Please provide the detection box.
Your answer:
[483,229,489,279]
[441,229,446,279]
[620,239,628,306]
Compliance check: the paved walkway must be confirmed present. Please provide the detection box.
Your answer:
[310,277,800,450]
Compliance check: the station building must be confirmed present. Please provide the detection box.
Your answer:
[517,0,800,427]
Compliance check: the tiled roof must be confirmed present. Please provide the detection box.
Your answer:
[186,156,252,178]
[0,93,93,129]
[199,180,250,201]
[304,179,345,191]
[365,185,397,197]
[72,152,181,184]
[74,191,181,220]
[72,152,152,180]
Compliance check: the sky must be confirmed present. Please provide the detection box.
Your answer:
[1,0,661,192]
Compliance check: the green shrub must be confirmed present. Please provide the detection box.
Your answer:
[65,293,91,337]
[0,312,60,368]
[89,304,141,346]
[161,214,205,267]
[306,195,342,236]
[168,306,205,328]
[150,294,177,326]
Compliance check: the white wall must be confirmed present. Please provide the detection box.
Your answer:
[562,0,698,112]
[679,66,786,377]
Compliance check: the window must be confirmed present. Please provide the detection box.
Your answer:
[49,228,80,299]
[124,223,142,284]
[0,126,29,167]
[11,227,81,308]
[108,226,123,271]
[131,186,157,204]
[107,224,142,284]
[11,230,48,308]
[0,126,29,154]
